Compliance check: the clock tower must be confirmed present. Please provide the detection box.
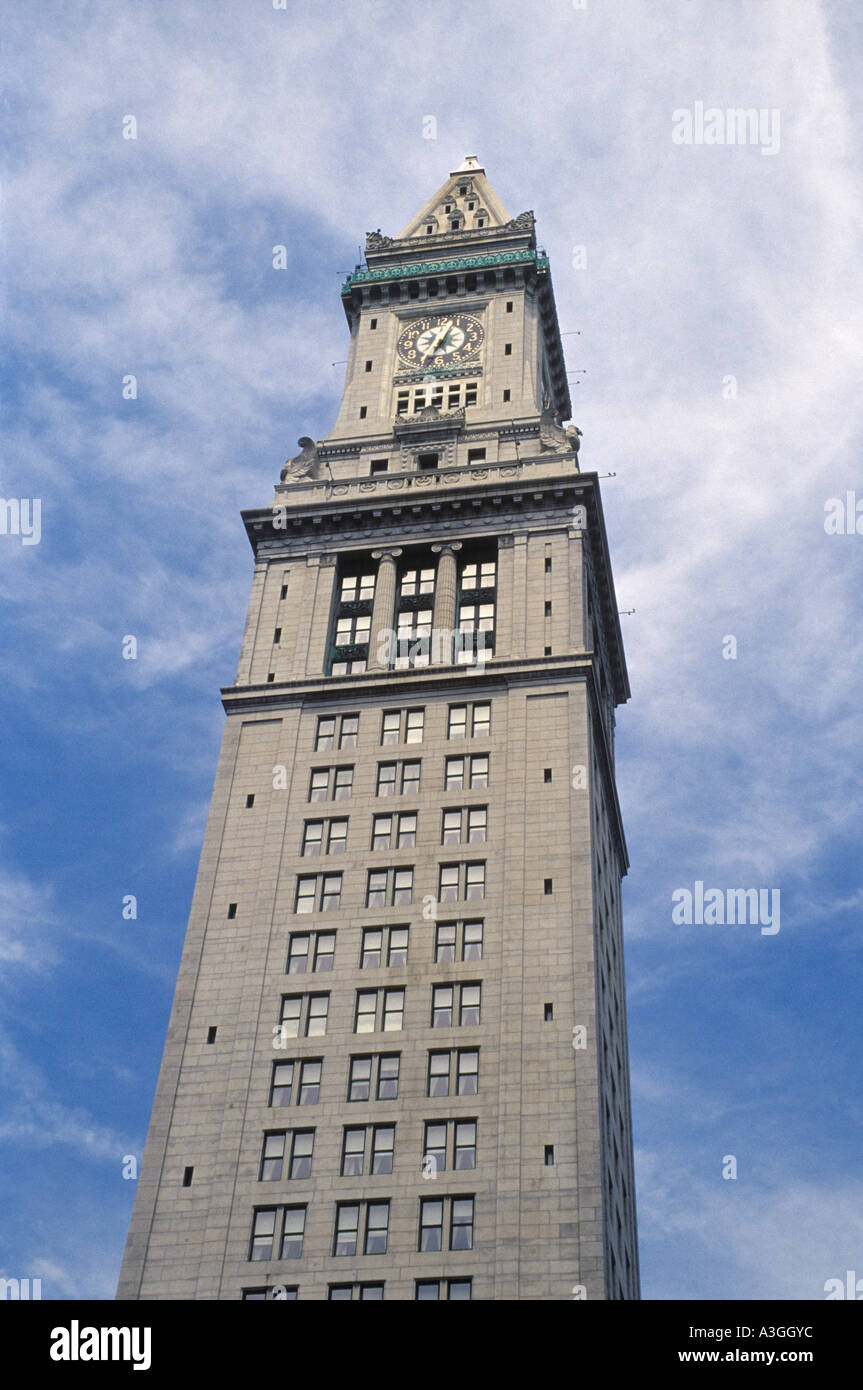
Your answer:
[117,158,639,1301]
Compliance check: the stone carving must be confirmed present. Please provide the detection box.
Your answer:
[538,408,582,456]
[280,437,320,482]
[501,211,535,233]
[366,230,395,252]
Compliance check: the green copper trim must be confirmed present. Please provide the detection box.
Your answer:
[342,250,548,294]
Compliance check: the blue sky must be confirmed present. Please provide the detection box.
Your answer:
[1,0,862,1300]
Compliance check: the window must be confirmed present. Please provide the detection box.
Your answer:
[417,453,438,472]
[418,1196,474,1254]
[347,1053,400,1102]
[370,318,378,329]
[329,1283,385,1300]
[250,1209,278,1261]
[359,406,367,418]
[298,1060,322,1105]
[278,993,329,1039]
[544,1002,554,1022]
[365,359,373,372]
[243,1286,299,1300]
[467,447,486,464]
[344,1125,395,1176]
[308,766,353,801]
[544,767,553,783]
[441,807,487,844]
[334,1202,390,1257]
[293,875,342,913]
[250,1207,306,1261]
[438,863,485,902]
[432,982,481,1027]
[301,822,324,857]
[451,1197,474,1250]
[362,925,409,967]
[401,567,435,598]
[341,1127,366,1177]
[447,706,467,738]
[287,929,335,973]
[340,574,375,603]
[427,1048,478,1097]
[472,704,491,737]
[419,1199,443,1252]
[315,716,336,750]
[245,794,255,808]
[366,867,413,907]
[354,988,405,1034]
[506,300,513,312]
[377,762,397,797]
[503,389,511,402]
[395,607,433,668]
[445,752,489,791]
[327,820,348,853]
[504,342,512,356]
[434,920,483,963]
[381,708,424,745]
[423,1120,476,1173]
[416,1279,472,1301]
[402,761,421,795]
[260,1131,314,1181]
[370,458,388,475]
[270,1061,295,1107]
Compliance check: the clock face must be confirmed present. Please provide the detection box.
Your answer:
[396,313,484,368]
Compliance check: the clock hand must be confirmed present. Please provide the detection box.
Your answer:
[422,319,454,364]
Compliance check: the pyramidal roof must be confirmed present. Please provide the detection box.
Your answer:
[396,156,514,239]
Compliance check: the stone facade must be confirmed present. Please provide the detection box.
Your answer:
[117,160,639,1301]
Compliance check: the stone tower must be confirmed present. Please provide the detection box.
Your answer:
[117,157,639,1301]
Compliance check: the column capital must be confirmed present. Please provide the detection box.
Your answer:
[371,548,403,561]
[431,541,463,556]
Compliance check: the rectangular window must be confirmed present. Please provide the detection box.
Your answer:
[334,1204,360,1257]
[396,812,417,848]
[313,931,336,968]
[434,923,457,964]
[287,933,310,971]
[270,1061,294,1107]
[427,1052,450,1098]
[371,1126,395,1175]
[445,757,464,791]
[465,862,486,899]
[309,769,329,802]
[451,1197,474,1250]
[289,1131,314,1179]
[281,1208,306,1259]
[401,761,421,795]
[260,1132,286,1181]
[383,988,405,1031]
[301,821,324,857]
[341,1128,366,1177]
[439,865,459,902]
[378,1054,400,1099]
[250,1209,277,1261]
[365,1202,390,1255]
[361,927,384,968]
[306,994,329,1036]
[377,763,397,797]
[355,991,377,1033]
[347,1056,372,1102]
[472,704,491,737]
[381,711,401,745]
[334,767,353,799]
[339,715,359,748]
[327,820,348,854]
[419,1199,443,1252]
[448,705,467,739]
[457,1049,479,1095]
[470,754,489,788]
[298,1060,322,1105]
[315,717,336,751]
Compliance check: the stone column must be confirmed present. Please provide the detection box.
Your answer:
[431,541,462,664]
[367,548,402,671]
